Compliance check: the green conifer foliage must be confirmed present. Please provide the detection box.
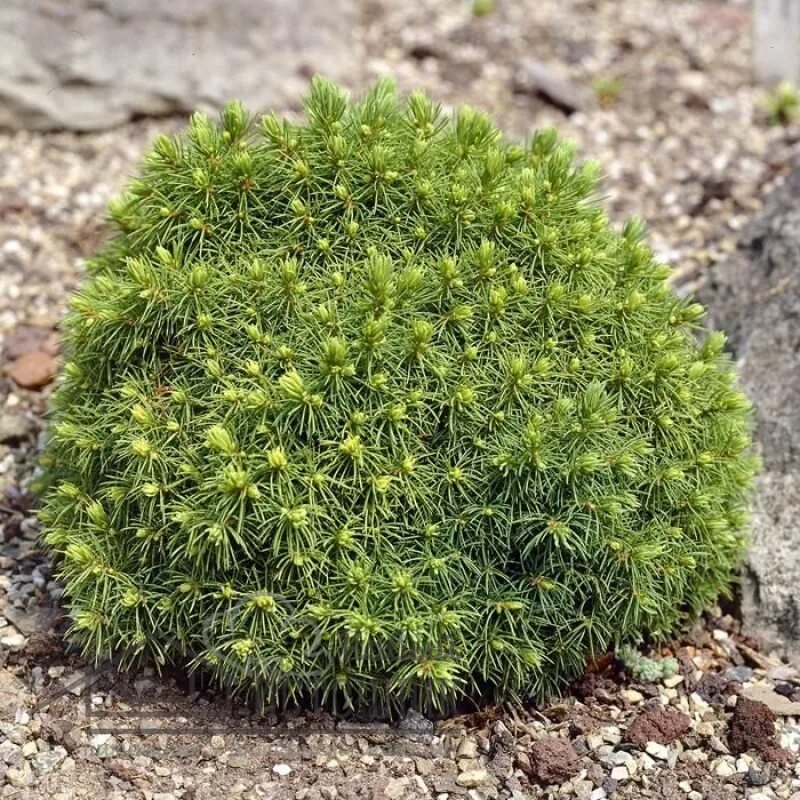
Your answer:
[39,78,757,715]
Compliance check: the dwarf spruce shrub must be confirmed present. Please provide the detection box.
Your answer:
[40,78,757,715]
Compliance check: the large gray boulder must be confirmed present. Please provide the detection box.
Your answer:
[701,166,800,662]
[0,0,361,131]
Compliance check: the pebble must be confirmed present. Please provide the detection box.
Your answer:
[748,770,768,787]
[599,726,622,745]
[621,689,644,704]
[645,742,670,761]
[744,684,800,716]
[709,736,730,754]
[31,747,67,775]
[90,733,116,758]
[457,738,480,759]
[713,758,737,778]
[609,766,629,782]
[384,778,410,799]
[6,763,35,788]
[0,414,33,445]
[6,351,58,390]
[638,753,656,772]
[0,740,22,766]
[0,631,26,649]
[585,734,604,751]
[600,752,634,769]
[456,769,491,788]
[726,666,754,683]
[21,741,37,758]
[273,763,292,777]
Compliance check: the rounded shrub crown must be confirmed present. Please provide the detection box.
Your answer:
[41,78,756,715]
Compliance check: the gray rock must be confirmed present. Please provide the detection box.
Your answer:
[0,413,33,445]
[2,604,59,637]
[0,670,27,717]
[0,0,361,131]
[513,58,593,114]
[725,666,754,684]
[0,739,23,767]
[31,747,67,775]
[700,166,800,663]
[397,708,434,734]
[5,763,34,788]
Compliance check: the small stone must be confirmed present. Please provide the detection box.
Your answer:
[585,734,604,751]
[90,733,116,758]
[748,770,768,787]
[107,758,143,782]
[493,720,514,748]
[695,720,716,738]
[456,769,491,788]
[725,666,754,683]
[514,58,594,114]
[769,666,799,682]
[709,736,730,754]
[21,741,37,758]
[0,631,26,649]
[609,766,628,782]
[600,752,633,769]
[621,689,644,704]
[589,790,606,800]
[743,684,800,716]
[600,726,622,745]
[663,675,684,688]
[397,708,434,734]
[210,734,225,749]
[273,763,292,777]
[384,777,410,799]
[0,414,33,444]
[601,777,618,795]
[714,758,736,778]
[457,738,480,759]
[644,742,670,761]
[712,629,729,642]
[6,763,34,788]
[0,740,22,766]
[529,738,580,784]
[415,757,433,776]
[6,351,58,390]
[728,697,779,755]
[638,753,656,771]
[626,708,691,747]
[31,747,66,775]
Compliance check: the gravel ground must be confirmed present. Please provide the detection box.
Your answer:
[2,0,800,797]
